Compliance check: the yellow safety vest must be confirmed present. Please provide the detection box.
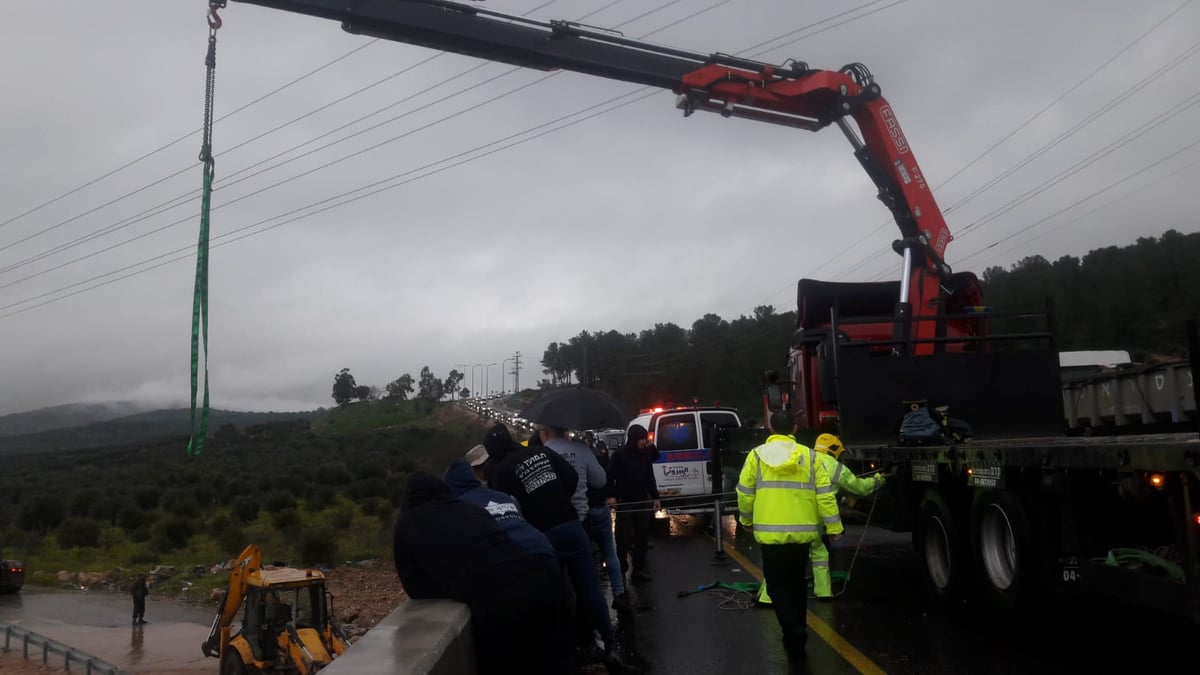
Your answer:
[737,434,843,544]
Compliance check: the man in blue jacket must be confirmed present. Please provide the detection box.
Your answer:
[444,458,557,559]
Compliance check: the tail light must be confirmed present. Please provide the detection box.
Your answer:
[1146,473,1166,489]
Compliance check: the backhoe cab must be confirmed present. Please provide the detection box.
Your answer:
[203,545,348,675]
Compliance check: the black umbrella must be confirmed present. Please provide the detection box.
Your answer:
[520,387,632,431]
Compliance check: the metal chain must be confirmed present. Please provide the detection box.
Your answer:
[199,1,225,168]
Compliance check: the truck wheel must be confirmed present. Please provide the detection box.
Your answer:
[972,490,1033,609]
[220,651,248,675]
[917,490,963,601]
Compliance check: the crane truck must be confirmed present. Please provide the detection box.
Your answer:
[217,0,1200,624]
[202,545,348,675]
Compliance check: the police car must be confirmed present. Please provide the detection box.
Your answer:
[627,405,742,512]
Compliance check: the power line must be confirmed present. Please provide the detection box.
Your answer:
[0,38,380,232]
[0,0,630,276]
[949,37,1200,225]
[937,0,1194,194]
[971,154,1200,269]
[0,0,909,318]
[0,0,724,286]
[955,88,1200,238]
[953,137,1200,267]
[786,1,1196,290]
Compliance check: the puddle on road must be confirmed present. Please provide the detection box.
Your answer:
[1,590,216,674]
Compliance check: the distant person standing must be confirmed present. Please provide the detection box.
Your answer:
[607,425,660,583]
[131,573,149,625]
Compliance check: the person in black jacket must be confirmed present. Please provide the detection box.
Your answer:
[481,423,519,486]
[393,472,573,675]
[131,573,149,625]
[491,434,630,670]
[607,425,661,583]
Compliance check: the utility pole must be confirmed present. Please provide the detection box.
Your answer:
[512,351,522,393]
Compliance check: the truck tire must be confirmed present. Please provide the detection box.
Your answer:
[971,489,1033,609]
[916,489,963,602]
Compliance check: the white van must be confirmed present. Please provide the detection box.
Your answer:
[626,405,742,511]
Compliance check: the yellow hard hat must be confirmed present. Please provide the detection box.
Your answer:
[814,433,845,458]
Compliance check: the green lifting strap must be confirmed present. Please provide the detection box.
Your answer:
[187,161,212,457]
[188,1,224,457]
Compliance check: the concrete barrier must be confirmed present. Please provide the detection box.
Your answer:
[323,599,475,675]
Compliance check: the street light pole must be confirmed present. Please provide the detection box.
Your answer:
[501,358,513,394]
[472,363,485,398]
[454,363,469,399]
[485,362,498,397]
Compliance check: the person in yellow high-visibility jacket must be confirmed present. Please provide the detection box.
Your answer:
[755,432,886,605]
[810,433,885,599]
[737,411,842,665]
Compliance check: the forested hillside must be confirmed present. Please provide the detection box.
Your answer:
[0,400,489,584]
[981,229,1200,360]
[536,230,1200,413]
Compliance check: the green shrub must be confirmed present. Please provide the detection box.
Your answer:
[217,524,246,557]
[133,487,161,510]
[230,496,260,524]
[305,486,336,513]
[17,495,65,533]
[298,526,339,567]
[115,506,146,532]
[318,462,353,486]
[131,547,159,565]
[153,515,196,550]
[358,497,391,519]
[56,518,102,549]
[161,488,201,518]
[327,503,355,530]
[272,508,299,531]
[68,489,102,518]
[263,490,297,513]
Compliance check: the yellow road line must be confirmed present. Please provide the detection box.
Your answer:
[721,542,887,675]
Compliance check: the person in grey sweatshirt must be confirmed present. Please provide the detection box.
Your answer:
[540,425,628,609]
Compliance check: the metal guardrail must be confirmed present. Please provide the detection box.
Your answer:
[1,621,128,675]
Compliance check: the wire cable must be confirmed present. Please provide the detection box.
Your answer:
[0,0,910,317]
[0,38,380,232]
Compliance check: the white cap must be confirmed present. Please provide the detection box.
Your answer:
[465,444,489,467]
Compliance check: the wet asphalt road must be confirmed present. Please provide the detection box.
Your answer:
[3,514,1199,675]
[0,588,215,674]
[628,511,1200,675]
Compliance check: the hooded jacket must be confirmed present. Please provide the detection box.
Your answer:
[736,434,842,545]
[443,460,557,559]
[393,472,534,601]
[606,429,660,504]
[481,423,519,486]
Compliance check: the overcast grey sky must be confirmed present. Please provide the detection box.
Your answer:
[0,0,1196,415]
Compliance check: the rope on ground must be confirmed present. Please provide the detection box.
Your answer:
[707,587,757,611]
[831,483,881,598]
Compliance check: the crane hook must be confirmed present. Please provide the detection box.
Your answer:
[207,1,225,30]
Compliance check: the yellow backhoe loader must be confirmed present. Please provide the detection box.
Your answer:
[202,545,349,675]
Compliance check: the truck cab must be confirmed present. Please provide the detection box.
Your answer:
[627,405,742,511]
